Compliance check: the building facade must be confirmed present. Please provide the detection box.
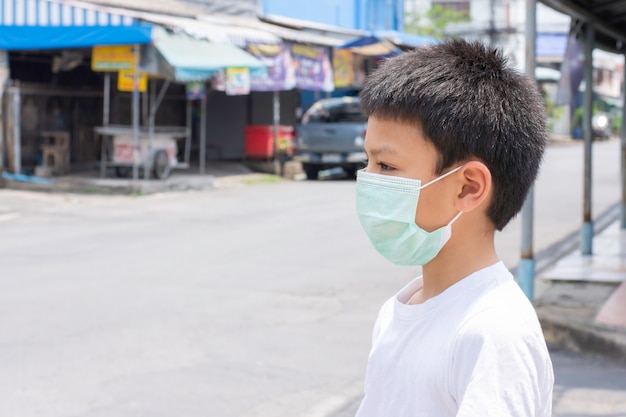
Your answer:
[262,0,404,32]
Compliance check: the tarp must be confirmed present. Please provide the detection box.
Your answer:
[338,34,402,58]
[152,27,266,82]
[375,30,439,48]
[0,0,153,49]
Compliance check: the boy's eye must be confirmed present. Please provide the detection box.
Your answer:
[378,162,394,171]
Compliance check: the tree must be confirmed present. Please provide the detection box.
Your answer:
[405,4,468,39]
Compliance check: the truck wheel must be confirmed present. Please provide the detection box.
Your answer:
[152,150,171,180]
[303,164,319,180]
[344,168,357,179]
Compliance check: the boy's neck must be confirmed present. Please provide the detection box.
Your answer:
[409,229,499,304]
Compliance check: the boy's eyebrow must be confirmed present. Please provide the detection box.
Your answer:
[366,145,398,156]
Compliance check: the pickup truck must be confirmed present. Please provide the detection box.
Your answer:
[295,97,367,180]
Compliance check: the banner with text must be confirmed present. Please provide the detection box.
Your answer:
[246,42,295,91]
[290,43,334,92]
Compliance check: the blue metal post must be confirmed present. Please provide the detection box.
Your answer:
[621,58,626,229]
[582,24,594,255]
[518,0,537,301]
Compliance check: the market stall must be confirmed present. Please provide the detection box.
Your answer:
[94,26,267,180]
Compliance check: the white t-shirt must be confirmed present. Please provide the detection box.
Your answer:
[355,262,554,417]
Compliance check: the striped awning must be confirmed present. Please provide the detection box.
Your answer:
[0,0,153,50]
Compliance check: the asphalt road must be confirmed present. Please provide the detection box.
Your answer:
[1,138,625,417]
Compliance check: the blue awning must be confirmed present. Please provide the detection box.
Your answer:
[338,35,402,58]
[0,0,153,50]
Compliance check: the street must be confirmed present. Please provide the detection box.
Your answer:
[1,138,625,417]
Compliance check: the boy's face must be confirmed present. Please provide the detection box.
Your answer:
[363,116,459,233]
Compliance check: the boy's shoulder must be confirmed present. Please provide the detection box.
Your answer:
[454,274,546,348]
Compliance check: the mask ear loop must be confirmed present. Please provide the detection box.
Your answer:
[448,211,463,226]
[420,165,464,190]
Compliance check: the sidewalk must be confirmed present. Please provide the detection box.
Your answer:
[536,220,626,362]
[0,160,304,195]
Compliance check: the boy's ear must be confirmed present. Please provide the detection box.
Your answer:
[456,161,492,213]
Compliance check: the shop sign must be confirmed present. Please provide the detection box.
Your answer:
[333,49,355,89]
[225,67,250,96]
[117,70,147,92]
[92,45,136,71]
[290,43,334,92]
[247,42,295,92]
[186,82,206,100]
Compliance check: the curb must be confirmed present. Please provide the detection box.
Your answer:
[1,177,217,195]
[538,310,626,363]
[528,201,626,363]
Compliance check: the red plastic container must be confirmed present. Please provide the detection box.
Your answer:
[244,125,294,159]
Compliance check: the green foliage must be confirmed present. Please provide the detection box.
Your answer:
[572,101,601,128]
[613,114,622,133]
[540,87,562,132]
[405,4,469,39]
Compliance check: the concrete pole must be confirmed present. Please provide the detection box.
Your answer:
[518,0,537,301]
[185,99,192,166]
[132,44,141,185]
[200,86,207,175]
[621,55,626,229]
[582,24,594,255]
[12,83,21,175]
[100,73,111,178]
[272,90,282,175]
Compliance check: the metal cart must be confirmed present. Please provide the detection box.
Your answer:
[95,124,191,180]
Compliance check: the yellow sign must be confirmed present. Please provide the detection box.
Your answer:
[92,45,136,71]
[225,67,250,96]
[117,70,147,92]
[333,49,355,88]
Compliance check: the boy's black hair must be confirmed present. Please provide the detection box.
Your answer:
[360,38,547,231]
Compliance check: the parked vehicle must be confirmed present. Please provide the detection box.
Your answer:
[592,113,612,140]
[295,97,367,180]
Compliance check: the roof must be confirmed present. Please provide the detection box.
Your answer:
[180,0,257,17]
[82,0,204,17]
[540,0,626,53]
[84,0,257,18]
[198,14,345,47]
[142,13,280,47]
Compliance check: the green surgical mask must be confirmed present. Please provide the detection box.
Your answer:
[356,167,463,266]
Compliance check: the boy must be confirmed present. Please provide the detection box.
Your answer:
[354,39,554,416]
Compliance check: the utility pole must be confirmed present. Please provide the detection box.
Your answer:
[488,0,496,45]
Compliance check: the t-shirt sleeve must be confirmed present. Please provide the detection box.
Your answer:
[448,312,554,417]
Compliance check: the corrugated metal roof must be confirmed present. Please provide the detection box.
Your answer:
[82,0,203,17]
[541,0,626,53]
[144,13,280,46]
[74,0,344,47]
[198,14,345,47]
[72,0,279,46]
[84,0,257,18]
[181,0,257,17]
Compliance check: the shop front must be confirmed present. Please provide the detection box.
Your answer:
[0,0,153,176]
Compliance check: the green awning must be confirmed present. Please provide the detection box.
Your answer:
[151,27,267,82]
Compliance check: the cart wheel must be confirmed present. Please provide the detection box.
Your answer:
[152,150,171,180]
[115,166,131,178]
